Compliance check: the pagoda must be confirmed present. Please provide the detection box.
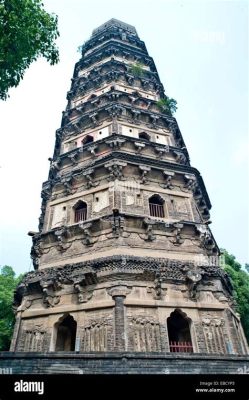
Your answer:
[9,19,248,373]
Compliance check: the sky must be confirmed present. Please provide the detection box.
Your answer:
[0,0,248,275]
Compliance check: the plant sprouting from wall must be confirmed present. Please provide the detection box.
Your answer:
[129,62,144,77]
[157,97,178,115]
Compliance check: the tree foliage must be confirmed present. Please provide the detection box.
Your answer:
[157,97,178,115]
[0,266,23,350]
[0,0,59,100]
[222,250,249,343]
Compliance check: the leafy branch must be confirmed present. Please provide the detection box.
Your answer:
[157,97,177,115]
[0,0,60,100]
[156,97,178,115]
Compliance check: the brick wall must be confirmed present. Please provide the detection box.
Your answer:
[1,352,249,374]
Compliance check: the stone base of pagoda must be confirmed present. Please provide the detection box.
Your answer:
[1,352,249,374]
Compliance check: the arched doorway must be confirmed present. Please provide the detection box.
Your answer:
[82,135,93,145]
[55,315,77,351]
[167,310,193,353]
[149,194,165,218]
[139,131,150,141]
[74,200,87,222]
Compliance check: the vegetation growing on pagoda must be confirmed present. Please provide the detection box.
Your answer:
[157,97,178,115]
[129,62,144,77]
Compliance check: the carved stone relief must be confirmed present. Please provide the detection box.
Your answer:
[129,316,161,352]
[81,318,112,351]
[202,317,227,354]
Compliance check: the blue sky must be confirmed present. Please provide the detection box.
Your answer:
[0,0,248,275]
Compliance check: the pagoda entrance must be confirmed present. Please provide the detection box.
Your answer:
[167,310,193,353]
[55,315,77,351]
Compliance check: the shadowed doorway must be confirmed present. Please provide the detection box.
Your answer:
[55,315,77,351]
[167,309,193,353]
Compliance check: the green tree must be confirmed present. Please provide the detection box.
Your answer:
[157,97,178,115]
[245,263,249,274]
[0,0,59,100]
[222,250,249,343]
[0,266,23,350]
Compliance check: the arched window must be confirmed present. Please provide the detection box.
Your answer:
[88,94,97,100]
[55,315,77,351]
[74,200,87,222]
[167,310,193,353]
[149,194,165,218]
[82,135,94,145]
[139,131,150,141]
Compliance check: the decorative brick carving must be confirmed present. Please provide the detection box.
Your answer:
[105,161,127,180]
[134,141,146,153]
[202,318,227,354]
[149,114,160,128]
[40,280,61,308]
[155,145,169,159]
[24,329,46,351]
[170,223,184,245]
[41,182,52,201]
[110,214,125,238]
[79,222,94,245]
[89,112,99,126]
[196,225,217,254]
[106,137,126,149]
[81,318,112,351]
[153,271,167,300]
[105,105,124,117]
[17,255,234,293]
[183,174,196,191]
[61,175,74,195]
[67,152,78,165]
[82,168,99,189]
[54,227,72,252]
[30,234,43,269]
[87,144,98,155]
[129,316,162,352]
[74,282,93,303]
[143,218,156,241]
[161,170,174,189]
[49,157,61,178]
[139,165,151,184]
[186,269,202,299]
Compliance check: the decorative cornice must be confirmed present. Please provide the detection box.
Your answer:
[75,40,156,74]
[33,214,219,267]
[68,59,163,101]
[14,254,233,308]
[44,148,210,209]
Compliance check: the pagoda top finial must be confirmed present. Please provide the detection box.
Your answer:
[92,18,138,37]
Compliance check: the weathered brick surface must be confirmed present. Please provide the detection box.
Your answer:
[1,352,249,374]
